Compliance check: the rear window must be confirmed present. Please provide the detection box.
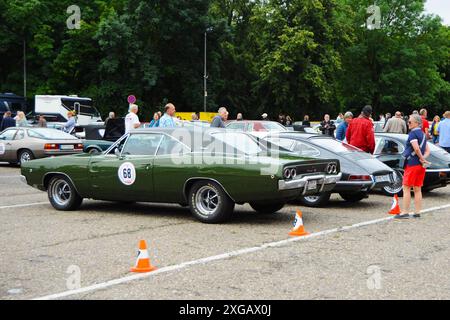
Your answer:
[310,138,361,153]
[27,129,78,140]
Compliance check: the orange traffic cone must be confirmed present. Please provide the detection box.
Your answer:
[389,194,401,215]
[131,240,157,273]
[289,210,310,237]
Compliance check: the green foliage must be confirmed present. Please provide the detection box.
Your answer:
[0,0,448,121]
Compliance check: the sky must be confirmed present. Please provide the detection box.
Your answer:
[425,0,450,25]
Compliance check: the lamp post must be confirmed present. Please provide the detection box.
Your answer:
[203,27,213,113]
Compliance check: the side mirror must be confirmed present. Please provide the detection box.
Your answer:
[114,148,121,158]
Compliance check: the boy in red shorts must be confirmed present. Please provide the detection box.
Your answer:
[396,114,431,219]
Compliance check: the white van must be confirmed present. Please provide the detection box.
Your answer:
[34,95,102,126]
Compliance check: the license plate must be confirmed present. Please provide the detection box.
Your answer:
[375,175,391,183]
[307,180,318,190]
[60,145,74,150]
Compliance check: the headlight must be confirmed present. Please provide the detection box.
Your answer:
[326,163,338,174]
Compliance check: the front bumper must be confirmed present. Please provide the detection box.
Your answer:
[278,173,342,195]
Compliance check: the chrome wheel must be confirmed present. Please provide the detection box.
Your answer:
[304,195,320,203]
[384,170,403,195]
[195,186,220,216]
[19,151,32,164]
[51,180,72,207]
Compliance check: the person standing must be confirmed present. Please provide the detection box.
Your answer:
[15,111,28,127]
[191,113,199,121]
[149,112,160,128]
[0,111,16,131]
[236,113,243,121]
[211,107,229,128]
[430,116,441,145]
[105,112,116,126]
[159,103,177,128]
[37,115,47,128]
[319,114,336,137]
[302,115,311,127]
[396,114,431,219]
[336,112,353,142]
[261,113,269,121]
[346,105,376,154]
[420,108,430,138]
[125,104,141,133]
[335,113,344,126]
[63,111,76,133]
[384,111,407,134]
[438,111,450,153]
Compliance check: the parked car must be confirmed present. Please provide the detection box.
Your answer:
[262,132,394,207]
[374,133,450,196]
[0,128,83,165]
[82,118,125,153]
[226,120,288,138]
[20,128,341,223]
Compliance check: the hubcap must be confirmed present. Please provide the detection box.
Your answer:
[20,152,31,163]
[384,170,403,194]
[304,195,320,203]
[195,186,220,216]
[51,180,72,206]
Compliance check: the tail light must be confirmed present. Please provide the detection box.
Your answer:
[75,144,83,150]
[44,144,59,150]
[348,175,372,181]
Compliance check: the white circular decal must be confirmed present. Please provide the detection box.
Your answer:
[0,143,5,156]
[118,162,136,186]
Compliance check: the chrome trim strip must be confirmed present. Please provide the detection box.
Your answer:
[426,169,450,173]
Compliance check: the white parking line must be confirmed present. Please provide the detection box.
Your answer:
[32,203,450,300]
[0,202,48,210]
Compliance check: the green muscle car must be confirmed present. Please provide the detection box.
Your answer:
[21,128,341,223]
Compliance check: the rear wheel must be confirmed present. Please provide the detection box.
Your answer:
[339,192,368,203]
[88,148,101,155]
[189,181,235,224]
[48,176,83,211]
[18,149,34,165]
[299,192,331,208]
[382,170,404,197]
[250,202,285,214]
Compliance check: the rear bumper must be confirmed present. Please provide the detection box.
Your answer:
[278,173,342,195]
[44,150,83,156]
[334,180,374,192]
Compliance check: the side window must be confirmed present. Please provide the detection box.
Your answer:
[379,139,404,155]
[157,136,190,156]
[14,130,25,140]
[121,134,163,156]
[0,129,17,141]
[293,142,321,157]
[227,123,247,131]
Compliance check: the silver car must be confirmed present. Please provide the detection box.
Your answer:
[0,128,83,165]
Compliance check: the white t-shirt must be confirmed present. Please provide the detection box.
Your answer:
[125,112,140,133]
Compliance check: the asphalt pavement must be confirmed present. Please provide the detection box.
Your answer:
[1,163,450,300]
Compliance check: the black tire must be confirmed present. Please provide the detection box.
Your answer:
[382,169,404,197]
[88,148,101,155]
[339,192,368,203]
[299,192,331,208]
[48,176,83,211]
[18,149,34,165]
[250,202,285,214]
[188,181,235,224]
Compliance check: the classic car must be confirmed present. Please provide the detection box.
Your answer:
[82,118,125,153]
[374,133,450,196]
[0,127,83,165]
[262,132,394,207]
[21,128,341,224]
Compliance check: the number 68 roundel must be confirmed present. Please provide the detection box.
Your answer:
[118,162,136,186]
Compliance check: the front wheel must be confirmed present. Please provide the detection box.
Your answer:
[299,192,331,208]
[339,192,368,203]
[382,170,404,197]
[250,202,285,214]
[48,176,83,211]
[189,181,235,224]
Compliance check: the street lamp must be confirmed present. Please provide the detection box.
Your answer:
[204,27,213,113]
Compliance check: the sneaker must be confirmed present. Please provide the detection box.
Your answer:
[412,214,421,218]
[395,214,411,220]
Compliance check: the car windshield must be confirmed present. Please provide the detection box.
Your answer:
[211,132,263,155]
[310,138,361,153]
[27,129,78,140]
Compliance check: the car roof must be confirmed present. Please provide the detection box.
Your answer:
[264,131,326,140]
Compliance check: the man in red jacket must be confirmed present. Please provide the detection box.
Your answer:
[346,105,376,154]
